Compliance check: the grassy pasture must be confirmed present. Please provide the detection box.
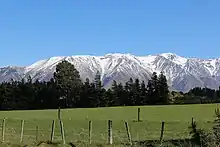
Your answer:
[0,104,217,146]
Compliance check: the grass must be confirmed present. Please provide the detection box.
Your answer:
[0,104,218,146]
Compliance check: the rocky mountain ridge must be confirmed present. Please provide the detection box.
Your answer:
[1,53,220,92]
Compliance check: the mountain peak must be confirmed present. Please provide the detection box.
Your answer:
[158,53,187,66]
[159,53,182,59]
[160,52,177,57]
[104,53,134,57]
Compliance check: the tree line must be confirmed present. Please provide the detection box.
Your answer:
[0,60,220,110]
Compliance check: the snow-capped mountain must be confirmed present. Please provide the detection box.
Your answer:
[1,53,220,92]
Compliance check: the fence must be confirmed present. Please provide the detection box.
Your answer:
[0,108,213,145]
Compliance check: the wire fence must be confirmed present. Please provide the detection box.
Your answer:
[0,118,213,145]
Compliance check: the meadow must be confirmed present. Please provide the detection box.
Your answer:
[0,104,218,146]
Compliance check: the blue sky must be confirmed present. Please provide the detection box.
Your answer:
[0,0,220,66]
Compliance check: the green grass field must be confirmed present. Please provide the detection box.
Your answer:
[0,104,218,146]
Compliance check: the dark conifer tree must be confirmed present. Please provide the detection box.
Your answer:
[111,80,119,106]
[127,78,135,105]
[93,71,106,107]
[53,60,82,108]
[158,72,169,104]
[147,79,154,104]
[117,82,125,106]
[88,82,96,107]
[124,82,130,106]
[147,72,159,104]
[140,80,147,105]
[133,78,141,105]
[79,78,91,108]
[105,89,114,106]
[95,71,102,90]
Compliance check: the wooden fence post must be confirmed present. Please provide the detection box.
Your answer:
[137,108,140,122]
[88,120,92,145]
[108,120,113,145]
[125,121,132,146]
[36,126,39,142]
[60,120,65,144]
[136,132,139,142]
[20,120,25,143]
[2,118,5,142]
[160,121,165,144]
[50,120,55,142]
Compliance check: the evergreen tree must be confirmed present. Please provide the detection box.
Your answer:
[98,88,107,107]
[111,81,126,106]
[124,82,130,106]
[117,83,125,106]
[147,79,154,104]
[95,71,102,90]
[152,72,159,102]
[158,72,169,104]
[79,78,91,108]
[88,82,97,107]
[147,72,159,104]
[127,78,135,105]
[53,60,82,108]
[133,78,141,105]
[111,80,119,106]
[46,79,58,109]
[105,89,114,106]
[140,80,147,105]
[93,71,106,107]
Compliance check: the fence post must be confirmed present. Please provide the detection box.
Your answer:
[2,118,5,142]
[136,132,139,142]
[108,120,113,145]
[36,125,39,142]
[137,108,141,122]
[88,120,92,145]
[125,121,132,146]
[20,120,25,143]
[50,120,55,142]
[60,120,65,144]
[160,121,165,144]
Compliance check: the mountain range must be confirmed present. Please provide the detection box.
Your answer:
[1,53,220,92]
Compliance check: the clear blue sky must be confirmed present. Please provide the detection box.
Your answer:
[0,0,220,66]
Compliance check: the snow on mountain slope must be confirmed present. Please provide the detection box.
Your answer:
[98,53,152,88]
[0,66,25,82]
[160,53,187,67]
[0,53,220,92]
